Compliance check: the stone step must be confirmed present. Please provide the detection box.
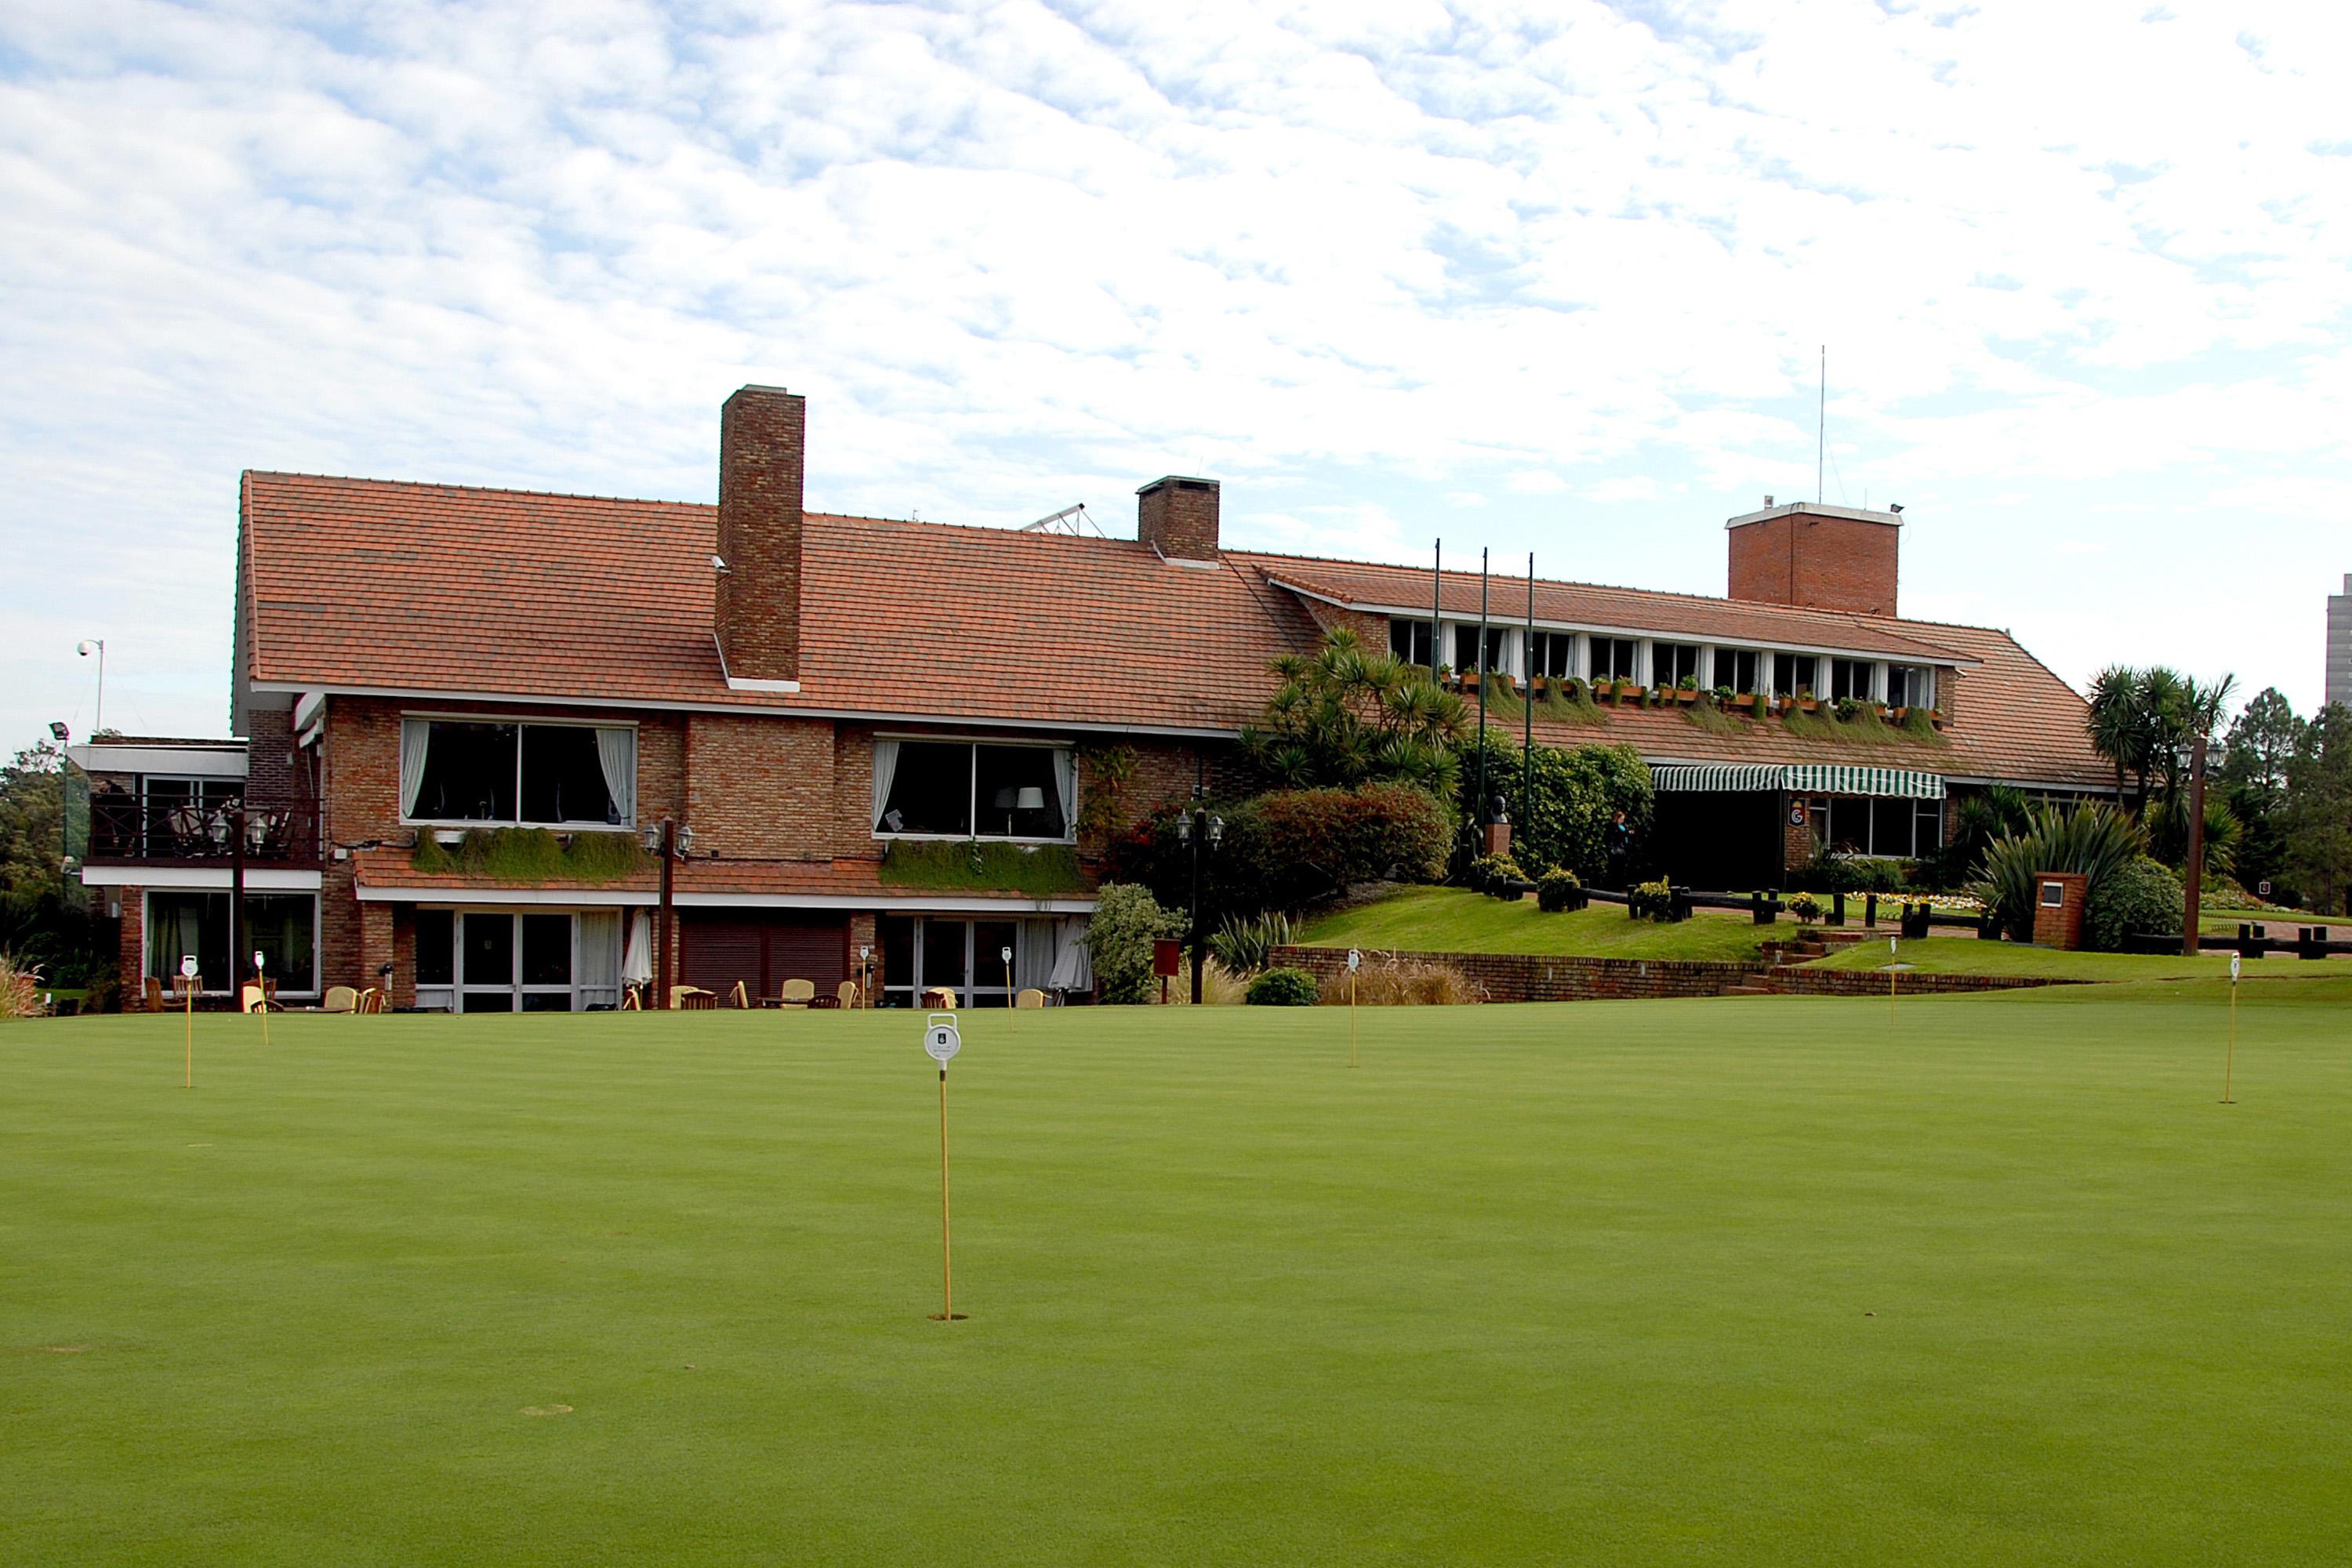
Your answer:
[1719,982,1779,996]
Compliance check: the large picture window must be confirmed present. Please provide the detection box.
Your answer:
[1820,797,1944,859]
[1591,637,1639,681]
[1654,643,1700,689]
[1828,658,1875,702]
[1388,619,1433,666]
[1528,631,1576,679]
[873,739,1074,841]
[145,892,318,993]
[401,719,635,827]
[1773,652,1819,698]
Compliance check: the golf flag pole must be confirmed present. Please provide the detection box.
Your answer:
[1001,945,1014,1028]
[180,953,198,1087]
[254,950,269,1048]
[1889,935,1898,1023]
[1347,948,1361,1069]
[2223,952,2240,1104]
[924,1014,965,1320]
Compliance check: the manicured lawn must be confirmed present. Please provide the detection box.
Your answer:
[7,992,2352,1565]
[1796,935,2347,983]
[1301,886,1771,961]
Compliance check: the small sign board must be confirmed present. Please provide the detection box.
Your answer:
[1152,938,1181,978]
[1346,949,1361,974]
[180,954,198,980]
[1788,800,1808,827]
[2258,880,2271,898]
[924,1014,962,1064]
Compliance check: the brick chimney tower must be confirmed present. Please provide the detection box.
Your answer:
[716,385,805,688]
[1138,476,1221,563]
[1726,501,1900,617]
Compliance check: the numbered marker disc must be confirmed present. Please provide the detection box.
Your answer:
[924,1015,962,1064]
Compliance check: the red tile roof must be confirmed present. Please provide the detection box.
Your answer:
[243,471,2111,788]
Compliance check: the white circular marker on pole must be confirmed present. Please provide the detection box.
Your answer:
[924,1012,965,1319]
[181,954,198,980]
[1346,949,1361,974]
[2223,952,2241,1104]
[1346,949,1361,1068]
[180,955,198,1088]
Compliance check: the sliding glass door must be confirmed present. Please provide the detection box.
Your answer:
[415,910,621,1013]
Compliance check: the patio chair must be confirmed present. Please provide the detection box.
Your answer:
[922,986,958,1010]
[677,989,717,1011]
[620,988,641,1011]
[143,976,165,1011]
[1014,988,1047,1009]
[239,980,280,1014]
[354,988,386,1014]
[777,978,816,1008]
[728,980,750,1009]
[321,985,358,1014]
[169,973,202,1007]
[835,981,861,1009]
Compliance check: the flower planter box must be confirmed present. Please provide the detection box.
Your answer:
[1888,706,1908,724]
[1613,684,1645,705]
[1672,686,1700,705]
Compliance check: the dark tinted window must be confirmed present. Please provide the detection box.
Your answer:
[879,742,972,835]
[416,723,517,821]
[520,726,617,824]
[416,909,454,985]
[975,746,1065,838]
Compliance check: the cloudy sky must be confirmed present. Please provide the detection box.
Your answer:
[5,0,2348,749]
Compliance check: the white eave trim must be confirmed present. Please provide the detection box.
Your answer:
[354,884,1098,913]
[66,744,249,778]
[1265,579,1980,670]
[246,680,1237,740]
[77,866,321,891]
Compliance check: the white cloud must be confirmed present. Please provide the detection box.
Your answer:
[3,0,2350,739]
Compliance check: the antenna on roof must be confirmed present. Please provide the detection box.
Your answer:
[1817,344,1826,506]
[1022,503,1102,537]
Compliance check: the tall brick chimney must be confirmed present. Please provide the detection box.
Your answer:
[1138,476,1221,563]
[1726,501,1900,617]
[716,385,805,688]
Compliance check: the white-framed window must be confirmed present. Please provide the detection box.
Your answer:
[411,908,622,1013]
[879,914,1058,1008]
[1820,797,1944,859]
[1388,619,1435,666]
[1828,658,1876,702]
[1889,665,1936,708]
[1528,630,1577,679]
[1451,625,1507,673]
[1773,652,1819,698]
[1654,643,1701,690]
[399,717,636,829]
[1591,637,1639,682]
[1719,649,1762,695]
[143,891,319,996]
[873,738,1076,842]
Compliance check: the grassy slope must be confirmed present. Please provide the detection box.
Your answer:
[1300,887,1771,961]
[6,995,2352,1566]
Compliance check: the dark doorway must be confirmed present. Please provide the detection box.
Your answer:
[1650,792,1782,891]
[680,912,850,1000]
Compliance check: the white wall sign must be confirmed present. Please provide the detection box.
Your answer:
[924,1014,962,1064]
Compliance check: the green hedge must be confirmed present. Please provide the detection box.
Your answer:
[410,828,645,884]
[878,840,1088,897]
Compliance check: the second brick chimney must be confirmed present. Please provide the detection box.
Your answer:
[716,385,805,688]
[1726,500,1900,618]
[1138,475,1221,563]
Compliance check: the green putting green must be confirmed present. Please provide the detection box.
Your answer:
[6,985,2350,1565]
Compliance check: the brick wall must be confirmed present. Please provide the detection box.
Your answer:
[243,706,302,806]
[685,714,837,858]
[118,887,147,1008]
[716,386,805,683]
[1272,944,2065,1004]
[1727,512,1899,616]
[1781,794,1813,880]
[1301,600,1391,651]
[1138,476,1220,561]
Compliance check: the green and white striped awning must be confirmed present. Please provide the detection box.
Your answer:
[1651,764,1945,800]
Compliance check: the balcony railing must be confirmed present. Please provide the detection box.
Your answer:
[86,797,324,868]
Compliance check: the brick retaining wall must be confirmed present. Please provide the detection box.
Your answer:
[1270,946,2067,1004]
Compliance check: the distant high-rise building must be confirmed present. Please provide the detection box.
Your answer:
[2331,574,2352,713]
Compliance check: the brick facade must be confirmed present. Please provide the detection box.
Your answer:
[684,714,838,858]
[1727,509,1899,617]
[715,385,806,683]
[1137,476,1220,561]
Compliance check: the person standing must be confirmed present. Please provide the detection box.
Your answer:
[1604,809,1634,889]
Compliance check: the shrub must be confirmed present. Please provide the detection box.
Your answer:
[1325,953,1479,1004]
[1536,866,1582,913]
[1149,959,1250,1006]
[1627,877,1676,921]
[1109,782,1450,917]
[1975,802,2147,942]
[0,953,42,1019]
[1465,854,1528,896]
[1085,884,1185,1004]
[1238,627,1468,797]
[1791,852,1907,895]
[880,839,1087,897]
[1207,911,1294,975]
[1246,967,1319,1007]
[2085,855,2185,952]
[1454,738,1653,884]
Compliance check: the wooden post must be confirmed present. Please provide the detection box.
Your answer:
[2183,733,2208,957]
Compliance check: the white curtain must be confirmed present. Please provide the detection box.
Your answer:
[871,739,901,830]
[578,910,621,1004]
[1018,919,1057,994]
[1051,748,1077,839]
[622,910,653,985]
[594,728,636,823]
[399,720,430,818]
[1048,916,1094,992]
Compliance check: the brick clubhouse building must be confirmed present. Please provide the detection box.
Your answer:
[76,386,2111,1011]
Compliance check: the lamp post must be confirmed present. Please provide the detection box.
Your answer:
[48,722,69,880]
[638,818,695,1007]
[1174,793,1224,1004]
[2181,731,2208,958]
[77,639,105,736]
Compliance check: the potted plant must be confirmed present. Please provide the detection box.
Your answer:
[1795,686,1820,713]
[1710,684,1735,709]
[1674,684,1700,705]
[1833,696,1860,721]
